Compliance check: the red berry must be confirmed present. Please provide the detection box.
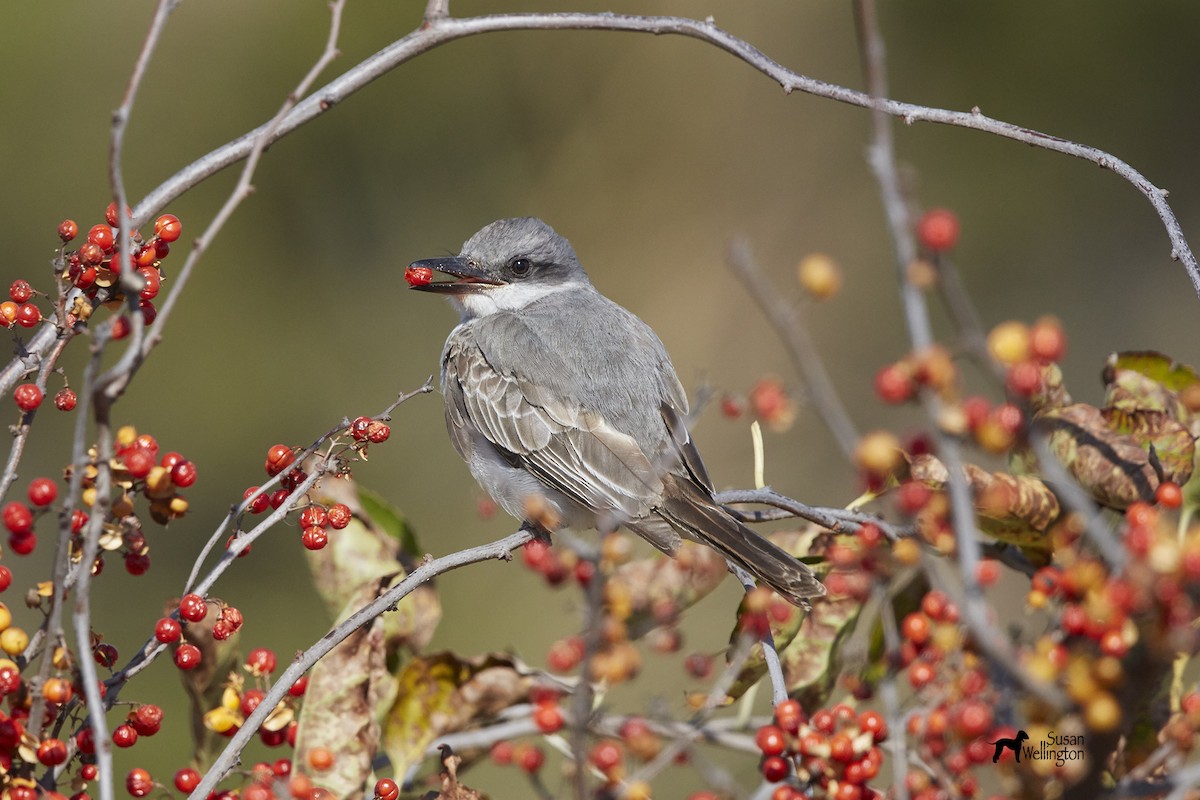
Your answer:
[350,416,372,441]
[908,661,936,689]
[901,612,931,645]
[243,486,270,514]
[367,421,391,443]
[112,723,138,747]
[174,768,201,793]
[405,265,433,287]
[179,593,207,622]
[829,731,855,762]
[327,503,352,529]
[0,565,10,592]
[265,444,295,476]
[134,245,158,268]
[8,531,36,555]
[154,214,182,243]
[126,768,153,798]
[490,740,514,765]
[288,675,309,697]
[174,643,201,670]
[71,509,88,532]
[94,642,118,667]
[547,637,584,672]
[859,709,888,742]
[54,388,77,411]
[1006,361,1041,397]
[105,201,132,228]
[131,704,163,736]
[246,647,278,676]
[301,526,328,550]
[9,280,32,303]
[516,744,544,773]
[137,267,160,300]
[87,224,115,252]
[58,219,79,242]
[155,617,181,643]
[774,699,805,734]
[27,477,57,507]
[589,741,623,772]
[270,489,290,509]
[1030,316,1067,362]
[79,242,104,266]
[13,383,43,411]
[955,700,993,738]
[299,506,329,528]
[124,552,151,575]
[374,778,400,800]
[16,303,41,328]
[532,701,565,733]
[874,363,914,404]
[2,502,34,535]
[171,460,198,487]
[755,724,788,756]
[684,651,713,680]
[111,316,131,340]
[1156,481,1183,509]
[975,559,1001,587]
[761,754,790,782]
[916,208,960,252]
[720,395,744,419]
[36,737,69,766]
[240,688,265,717]
[123,447,154,478]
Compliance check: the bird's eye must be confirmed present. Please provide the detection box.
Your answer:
[509,258,532,276]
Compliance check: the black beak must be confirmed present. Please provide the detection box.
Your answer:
[406,256,505,294]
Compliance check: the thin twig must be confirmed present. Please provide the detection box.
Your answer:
[623,634,758,788]
[852,0,1069,715]
[726,237,860,460]
[875,587,911,800]
[188,528,535,799]
[95,0,347,406]
[731,565,788,705]
[716,487,910,539]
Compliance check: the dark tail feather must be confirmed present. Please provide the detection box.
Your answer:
[656,476,825,607]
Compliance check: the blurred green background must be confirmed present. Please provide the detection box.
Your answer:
[3,0,1200,794]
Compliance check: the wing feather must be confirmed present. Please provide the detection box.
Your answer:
[443,332,667,521]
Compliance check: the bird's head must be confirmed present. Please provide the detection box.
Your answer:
[407,217,590,318]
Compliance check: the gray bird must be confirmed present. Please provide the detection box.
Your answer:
[408,217,824,606]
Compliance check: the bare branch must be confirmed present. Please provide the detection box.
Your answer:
[726,238,860,461]
[123,12,1196,298]
[189,527,534,799]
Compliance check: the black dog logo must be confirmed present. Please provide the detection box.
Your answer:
[989,730,1029,763]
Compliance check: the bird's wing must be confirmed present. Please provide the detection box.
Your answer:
[444,336,672,523]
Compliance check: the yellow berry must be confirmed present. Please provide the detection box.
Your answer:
[797,253,842,300]
[1085,691,1122,732]
[0,626,29,656]
[853,430,904,477]
[987,320,1031,365]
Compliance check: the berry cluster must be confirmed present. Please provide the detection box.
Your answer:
[200,647,304,748]
[240,412,388,553]
[55,204,182,336]
[750,698,888,800]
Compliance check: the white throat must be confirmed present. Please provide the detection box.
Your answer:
[453,280,583,319]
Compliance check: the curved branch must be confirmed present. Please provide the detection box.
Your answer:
[188,527,534,799]
[125,12,1196,296]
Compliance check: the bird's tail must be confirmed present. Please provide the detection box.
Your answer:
[655,476,825,608]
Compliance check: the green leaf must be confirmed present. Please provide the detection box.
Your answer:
[357,484,420,554]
